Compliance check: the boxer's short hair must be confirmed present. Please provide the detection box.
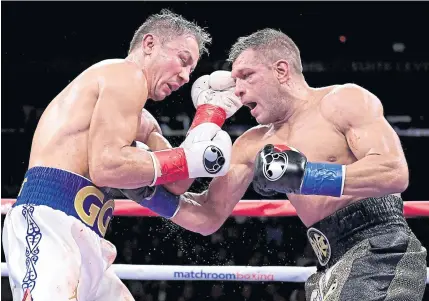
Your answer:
[228,28,303,74]
[128,9,212,56]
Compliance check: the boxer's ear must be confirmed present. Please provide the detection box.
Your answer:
[273,59,290,84]
[142,33,155,55]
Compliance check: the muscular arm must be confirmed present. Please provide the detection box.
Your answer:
[171,133,255,236]
[138,109,194,194]
[328,84,409,197]
[88,64,157,188]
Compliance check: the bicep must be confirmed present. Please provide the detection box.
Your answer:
[145,132,172,151]
[346,116,404,160]
[136,109,172,150]
[88,72,147,164]
[331,85,405,160]
[136,108,163,144]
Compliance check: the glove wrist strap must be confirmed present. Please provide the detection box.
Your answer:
[300,162,346,197]
[188,104,226,132]
[148,151,158,186]
[151,148,189,186]
[138,186,181,218]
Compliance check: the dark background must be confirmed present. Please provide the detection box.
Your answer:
[2,1,428,300]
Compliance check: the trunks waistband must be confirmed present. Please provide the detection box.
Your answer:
[306,195,408,269]
[13,167,114,238]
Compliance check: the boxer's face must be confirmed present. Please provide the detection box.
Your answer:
[146,34,199,101]
[232,49,285,124]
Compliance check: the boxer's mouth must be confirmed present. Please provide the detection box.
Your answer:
[246,102,257,110]
[168,83,180,91]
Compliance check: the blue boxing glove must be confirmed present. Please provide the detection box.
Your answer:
[253,144,345,197]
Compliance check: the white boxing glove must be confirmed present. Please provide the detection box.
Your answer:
[149,123,232,185]
[189,70,242,131]
[181,123,232,178]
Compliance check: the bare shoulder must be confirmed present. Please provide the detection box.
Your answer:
[232,125,269,164]
[91,59,148,98]
[320,83,384,130]
[234,125,268,147]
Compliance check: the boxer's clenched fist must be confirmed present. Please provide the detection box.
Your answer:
[253,144,345,197]
[189,71,242,131]
[181,123,232,178]
[151,123,232,185]
[191,70,242,118]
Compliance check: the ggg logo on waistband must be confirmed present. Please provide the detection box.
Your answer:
[74,186,114,237]
[307,227,331,267]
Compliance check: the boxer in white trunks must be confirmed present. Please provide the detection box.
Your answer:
[2,9,242,301]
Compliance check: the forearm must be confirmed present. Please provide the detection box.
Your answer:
[342,154,409,197]
[164,179,194,195]
[170,191,218,236]
[91,146,157,189]
[171,167,251,235]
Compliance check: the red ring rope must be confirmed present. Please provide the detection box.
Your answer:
[1,199,428,217]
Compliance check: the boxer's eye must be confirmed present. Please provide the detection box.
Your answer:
[179,54,189,65]
[243,72,253,80]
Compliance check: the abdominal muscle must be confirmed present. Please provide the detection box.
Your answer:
[287,194,361,227]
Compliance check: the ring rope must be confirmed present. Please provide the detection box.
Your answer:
[2,199,428,284]
[1,263,428,283]
[2,199,429,217]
